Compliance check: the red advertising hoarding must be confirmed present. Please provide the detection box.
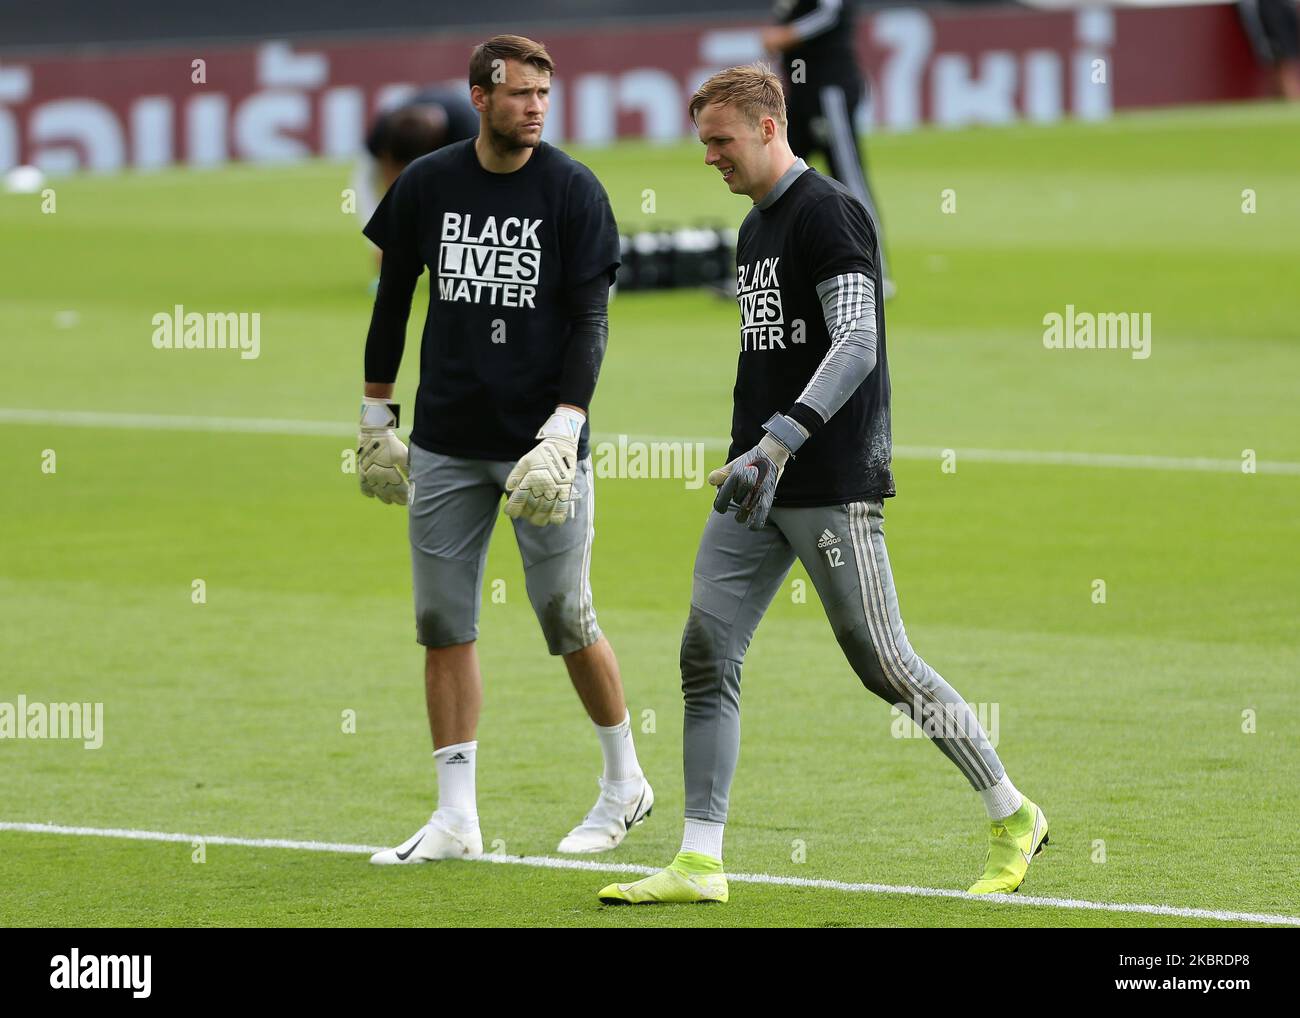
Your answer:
[0,4,1274,174]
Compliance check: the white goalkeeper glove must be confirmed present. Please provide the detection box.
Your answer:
[358,397,409,505]
[505,406,585,526]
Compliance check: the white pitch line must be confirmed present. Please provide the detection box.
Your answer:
[4,821,1297,926]
[2,407,1297,476]
[892,445,1300,475]
[0,407,348,437]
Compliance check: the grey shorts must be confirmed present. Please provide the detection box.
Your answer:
[407,441,600,655]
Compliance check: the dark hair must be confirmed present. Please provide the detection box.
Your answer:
[468,34,554,92]
[366,105,445,164]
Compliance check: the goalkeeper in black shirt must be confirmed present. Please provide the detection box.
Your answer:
[358,35,653,866]
[599,64,1046,907]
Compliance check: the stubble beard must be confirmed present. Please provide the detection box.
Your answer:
[486,109,540,156]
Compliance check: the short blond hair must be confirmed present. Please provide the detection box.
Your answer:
[689,63,787,128]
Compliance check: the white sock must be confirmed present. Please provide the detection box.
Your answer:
[680,819,725,862]
[981,773,1023,820]
[433,740,478,828]
[594,710,641,783]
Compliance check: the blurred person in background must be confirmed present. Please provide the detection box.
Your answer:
[1238,0,1300,100]
[356,86,479,278]
[762,0,895,297]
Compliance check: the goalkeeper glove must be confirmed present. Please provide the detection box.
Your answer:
[505,406,584,526]
[709,413,808,530]
[358,397,409,505]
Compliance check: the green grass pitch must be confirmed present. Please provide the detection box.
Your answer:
[2,102,1298,927]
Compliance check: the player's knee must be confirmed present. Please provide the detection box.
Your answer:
[832,619,895,700]
[532,588,598,656]
[416,608,477,648]
[412,553,481,648]
[884,631,941,694]
[823,598,866,646]
[680,606,733,693]
[888,625,921,669]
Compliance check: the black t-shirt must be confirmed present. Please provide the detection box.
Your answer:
[730,166,894,506]
[774,0,861,86]
[362,139,620,460]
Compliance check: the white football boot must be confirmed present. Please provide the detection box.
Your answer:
[369,812,483,865]
[557,776,654,854]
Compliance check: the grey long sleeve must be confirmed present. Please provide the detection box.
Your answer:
[787,272,878,435]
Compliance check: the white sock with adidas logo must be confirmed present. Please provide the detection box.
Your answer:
[433,741,478,829]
